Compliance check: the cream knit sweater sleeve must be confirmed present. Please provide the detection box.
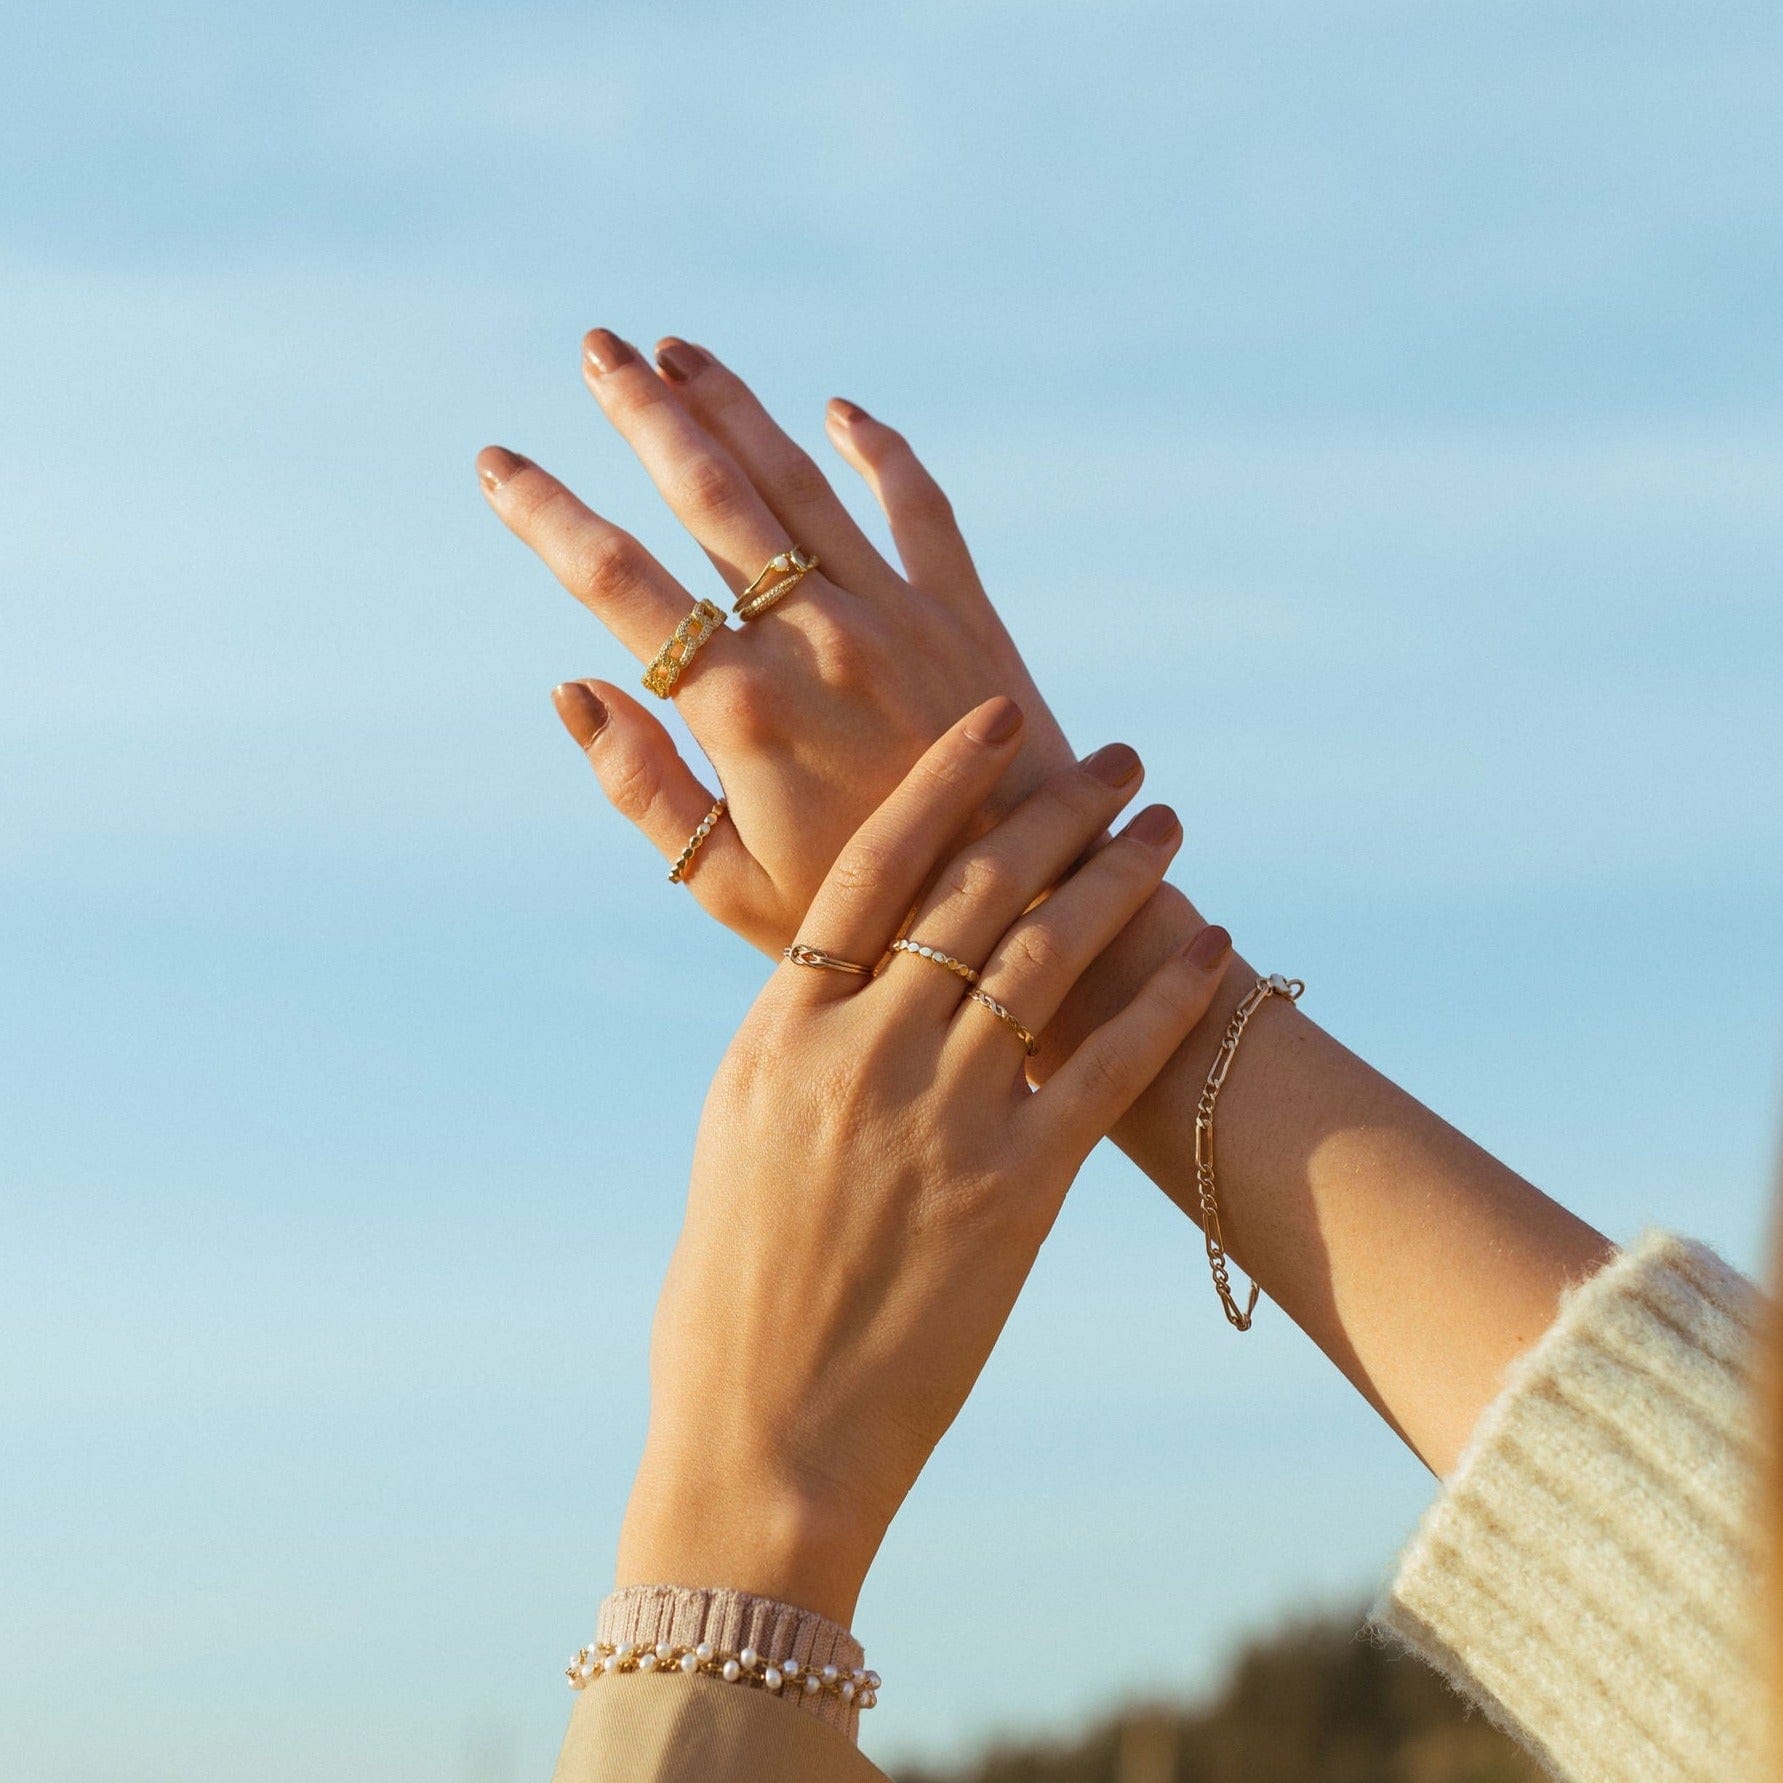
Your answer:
[1371,1230,1763,1783]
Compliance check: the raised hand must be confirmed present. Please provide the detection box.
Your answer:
[616,700,1232,1623]
[478,333,1078,952]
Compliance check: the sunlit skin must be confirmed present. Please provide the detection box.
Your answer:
[617,704,1235,1624]
[477,334,1614,1597]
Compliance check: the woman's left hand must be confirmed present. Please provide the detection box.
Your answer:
[617,697,1233,1626]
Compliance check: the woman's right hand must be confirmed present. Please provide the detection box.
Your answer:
[478,333,1083,954]
[615,697,1234,1626]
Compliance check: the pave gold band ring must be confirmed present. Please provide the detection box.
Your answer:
[889,937,980,985]
[642,598,726,698]
[783,943,875,977]
[735,547,818,623]
[966,987,1040,1056]
[668,798,727,884]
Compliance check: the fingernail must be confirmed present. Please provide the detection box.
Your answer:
[583,329,637,376]
[966,696,1024,745]
[1082,742,1142,787]
[552,681,608,747]
[829,398,868,424]
[1125,803,1181,846]
[1185,924,1232,969]
[478,446,528,491]
[655,339,709,383]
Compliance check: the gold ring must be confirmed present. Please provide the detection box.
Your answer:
[783,943,875,977]
[966,987,1040,1056]
[668,798,727,884]
[735,547,818,623]
[889,937,979,985]
[642,598,726,699]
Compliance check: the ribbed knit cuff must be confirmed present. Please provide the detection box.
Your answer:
[596,1584,867,1741]
[1371,1230,1763,1783]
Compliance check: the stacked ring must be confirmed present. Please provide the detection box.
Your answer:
[889,938,980,985]
[735,548,818,623]
[668,798,727,884]
[642,598,726,698]
[783,943,875,977]
[966,988,1040,1056]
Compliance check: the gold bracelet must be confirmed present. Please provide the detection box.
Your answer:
[1193,972,1303,1331]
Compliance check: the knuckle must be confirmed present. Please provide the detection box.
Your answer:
[773,449,832,511]
[720,666,779,742]
[674,454,750,525]
[599,746,664,825]
[805,610,875,690]
[900,473,954,526]
[1078,1038,1132,1105]
[939,848,1022,915]
[826,837,901,903]
[859,422,910,465]
[994,920,1066,983]
[569,528,644,601]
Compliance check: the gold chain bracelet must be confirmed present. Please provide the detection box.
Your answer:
[1194,972,1304,1331]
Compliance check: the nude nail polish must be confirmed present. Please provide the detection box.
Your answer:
[584,329,637,376]
[966,696,1024,744]
[552,681,608,747]
[1082,743,1142,787]
[478,446,528,491]
[655,339,709,383]
[1126,803,1181,846]
[1185,924,1232,968]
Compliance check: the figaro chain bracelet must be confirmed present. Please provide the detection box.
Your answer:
[1194,972,1304,1331]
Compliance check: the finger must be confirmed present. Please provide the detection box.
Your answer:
[653,340,890,595]
[789,696,1027,995]
[552,679,770,922]
[581,330,800,598]
[478,446,702,665]
[961,803,1183,1048]
[823,400,980,594]
[1037,925,1236,1158]
[886,744,1146,1018]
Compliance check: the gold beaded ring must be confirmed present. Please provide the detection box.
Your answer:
[966,987,1040,1056]
[668,798,727,884]
[642,598,726,699]
[734,547,818,623]
[889,937,980,985]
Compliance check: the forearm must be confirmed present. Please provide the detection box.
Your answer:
[1042,884,1615,1476]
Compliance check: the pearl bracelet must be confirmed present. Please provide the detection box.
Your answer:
[567,1639,881,1710]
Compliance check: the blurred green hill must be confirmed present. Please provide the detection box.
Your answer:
[897,1614,1543,1783]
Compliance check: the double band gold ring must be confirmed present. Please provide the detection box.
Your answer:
[783,943,875,977]
[735,547,818,623]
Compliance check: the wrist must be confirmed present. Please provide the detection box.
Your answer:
[617,1434,885,1628]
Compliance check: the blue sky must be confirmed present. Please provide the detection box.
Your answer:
[3,2,1781,1777]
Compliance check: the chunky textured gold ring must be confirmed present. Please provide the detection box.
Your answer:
[783,943,875,977]
[966,987,1040,1056]
[668,798,727,884]
[735,547,818,623]
[889,937,980,985]
[642,598,726,698]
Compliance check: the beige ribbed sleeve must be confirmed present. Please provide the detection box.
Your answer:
[1372,1230,1763,1783]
